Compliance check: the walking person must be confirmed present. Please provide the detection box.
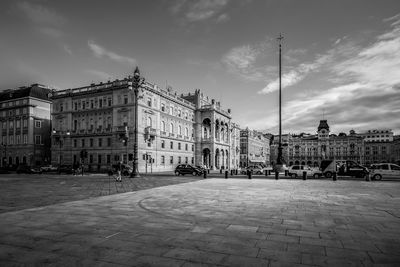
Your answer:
[116,161,122,182]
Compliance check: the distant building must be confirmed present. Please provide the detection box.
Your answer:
[0,84,52,167]
[270,120,365,167]
[364,141,392,165]
[240,128,270,167]
[357,129,393,143]
[230,123,241,169]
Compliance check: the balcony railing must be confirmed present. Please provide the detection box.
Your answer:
[169,133,175,137]
[145,127,157,136]
[177,134,183,139]
[160,131,167,136]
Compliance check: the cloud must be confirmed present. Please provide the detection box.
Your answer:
[63,44,72,55]
[222,41,273,81]
[85,69,113,81]
[88,40,137,66]
[17,1,66,26]
[38,27,64,38]
[170,0,230,23]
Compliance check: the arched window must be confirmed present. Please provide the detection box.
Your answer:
[161,121,165,132]
[178,125,182,135]
[170,123,174,133]
[185,127,189,137]
[147,117,152,127]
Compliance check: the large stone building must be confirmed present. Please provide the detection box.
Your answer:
[270,120,364,167]
[51,78,236,172]
[0,84,52,167]
[239,128,270,167]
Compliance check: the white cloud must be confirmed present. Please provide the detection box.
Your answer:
[63,44,72,55]
[222,41,272,81]
[17,1,66,26]
[170,0,230,23]
[88,40,137,66]
[38,27,63,38]
[85,69,113,81]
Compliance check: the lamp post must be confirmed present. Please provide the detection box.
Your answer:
[276,34,285,169]
[129,66,145,178]
[1,142,6,168]
[52,130,70,173]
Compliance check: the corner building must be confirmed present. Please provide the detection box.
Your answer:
[51,79,235,172]
[0,84,52,167]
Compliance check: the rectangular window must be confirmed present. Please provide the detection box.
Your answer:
[74,139,77,148]
[178,156,181,164]
[170,156,173,164]
[35,120,41,128]
[161,155,165,164]
[81,139,85,147]
[124,95,128,104]
[9,136,14,145]
[16,135,20,144]
[89,154,93,164]
[147,97,152,107]
[185,144,188,151]
[107,155,111,164]
[170,141,173,149]
[161,140,165,148]
[98,155,102,164]
[185,157,188,164]
[107,138,111,146]
[35,135,41,145]
[161,103,165,112]
[90,138,93,147]
[178,143,181,150]
[192,144,194,151]
[99,99,103,108]
[108,98,112,106]
[98,138,102,147]
[23,134,27,144]
[191,157,194,164]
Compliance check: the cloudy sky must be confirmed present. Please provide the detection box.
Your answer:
[1,0,400,135]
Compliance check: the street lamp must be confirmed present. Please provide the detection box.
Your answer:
[129,66,145,178]
[1,142,7,168]
[52,130,70,173]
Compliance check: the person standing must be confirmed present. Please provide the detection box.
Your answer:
[116,161,122,182]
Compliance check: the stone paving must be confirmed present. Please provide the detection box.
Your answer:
[0,178,400,266]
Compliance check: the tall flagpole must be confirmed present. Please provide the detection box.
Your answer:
[277,34,284,166]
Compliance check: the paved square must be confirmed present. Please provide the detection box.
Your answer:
[1,178,400,266]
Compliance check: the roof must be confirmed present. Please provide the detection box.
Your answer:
[318,120,330,132]
[0,84,52,102]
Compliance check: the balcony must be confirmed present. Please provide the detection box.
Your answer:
[202,137,212,142]
[177,134,183,139]
[184,136,190,140]
[115,126,129,134]
[145,127,157,137]
[160,131,167,136]
[169,133,175,137]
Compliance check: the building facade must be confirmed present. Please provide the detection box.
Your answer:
[51,78,236,172]
[239,128,270,167]
[0,84,52,167]
[270,120,365,167]
[357,129,394,143]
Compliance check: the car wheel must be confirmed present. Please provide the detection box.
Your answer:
[373,174,382,181]
[175,171,180,176]
[313,173,320,179]
[192,171,197,176]
[325,172,332,178]
[256,171,262,175]
[290,173,297,178]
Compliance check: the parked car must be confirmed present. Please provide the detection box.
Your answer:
[370,163,400,180]
[0,168,10,174]
[16,165,42,174]
[288,165,322,178]
[241,165,264,175]
[41,165,58,172]
[320,160,369,178]
[58,165,74,174]
[175,164,203,176]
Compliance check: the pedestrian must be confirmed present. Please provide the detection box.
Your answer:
[116,161,122,182]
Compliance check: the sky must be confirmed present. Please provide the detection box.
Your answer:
[1,0,400,135]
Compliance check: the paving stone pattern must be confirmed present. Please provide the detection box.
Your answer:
[0,178,400,266]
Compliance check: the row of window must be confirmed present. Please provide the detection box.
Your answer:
[0,99,29,108]
[1,120,41,131]
[160,155,194,165]
[160,140,194,151]
[1,135,41,145]
[0,107,30,118]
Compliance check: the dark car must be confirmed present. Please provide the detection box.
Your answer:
[58,165,73,174]
[175,164,203,176]
[16,165,42,174]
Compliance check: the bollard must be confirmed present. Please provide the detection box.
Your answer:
[275,171,279,180]
[265,170,268,177]
[235,169,238,175]
[231,169,234,176]
[365,173,370,182]
[268,170,271,176]
[225,170,228,179]
[285,170,289,177]
[203,171,207,179]
[302,171,307,180]
[220,169,222,174]
[333,172,337,181]
[208,169,210,174]
[247,170,252,179]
